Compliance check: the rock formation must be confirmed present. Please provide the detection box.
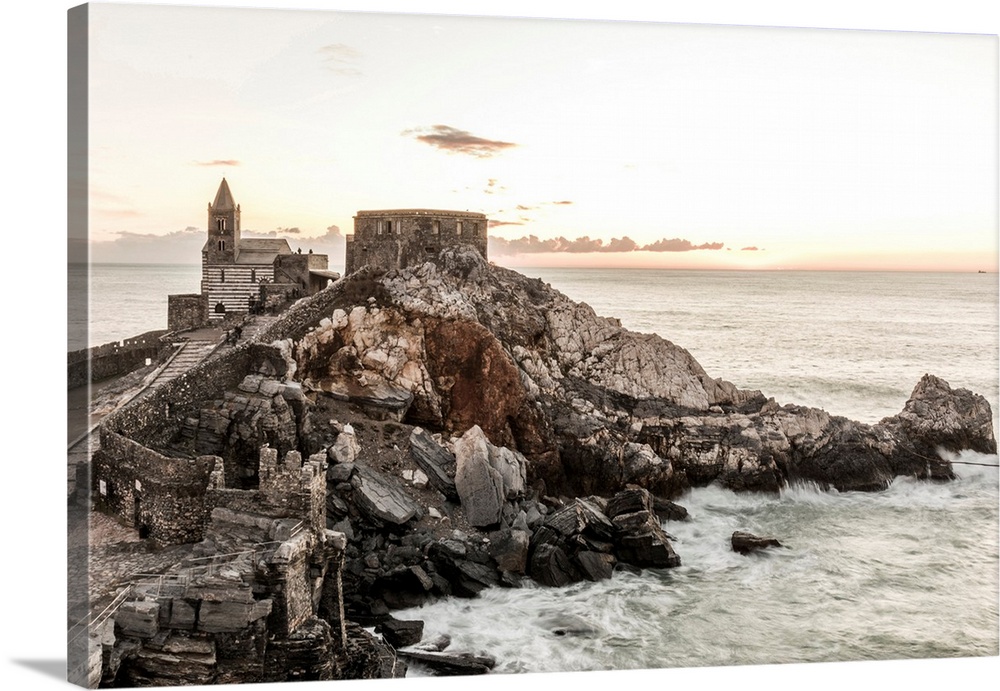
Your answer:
[88,244,996,684]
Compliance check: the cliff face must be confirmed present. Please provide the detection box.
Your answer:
[274,246,995,497]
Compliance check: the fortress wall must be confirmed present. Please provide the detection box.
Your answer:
[168,293,208,332]
[68,329,170,388]
[346,210,488,274]
[92,434,215,544]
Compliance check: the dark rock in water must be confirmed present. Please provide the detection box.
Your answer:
[379,618,424,649]
[615,528,681,568]
[409,427,459,499]
[374,565,435,609]
[576,550,616,581]
[652,497,689,522]
[731,530,782,555]
[395,649,496,676]
[488,529,530,575]
[529,543,580,587]
[606,487,653,520]
[882,373,998,480]
[427,540,501,597]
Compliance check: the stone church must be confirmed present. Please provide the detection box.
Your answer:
[168,179,337,330]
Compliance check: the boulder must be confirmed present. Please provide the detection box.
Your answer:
[731,531,782,555]
[409,427,459,499]
[379,618,424,649]
[453,425,529,527]
[395,649,496,676]
[350,465,422,527]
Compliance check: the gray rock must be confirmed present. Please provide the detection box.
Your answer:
[351,465,422,526]
[409,427,459,499]
[453,426,505,527]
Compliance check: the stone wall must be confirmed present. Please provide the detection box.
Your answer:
[168,293,208,332]
[68,329,169,389]
[92,434,215,545]
[346,209,488,274]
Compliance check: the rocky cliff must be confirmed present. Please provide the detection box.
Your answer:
[270,245,995,498]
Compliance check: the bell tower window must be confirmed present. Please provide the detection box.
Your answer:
[216,217,227,231]
[218,240,226,251]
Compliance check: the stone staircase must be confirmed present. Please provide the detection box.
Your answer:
[146,339,221,389]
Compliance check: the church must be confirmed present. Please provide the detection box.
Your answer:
[167,179,337,330]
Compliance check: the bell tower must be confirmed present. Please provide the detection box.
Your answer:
[204,177,240,264]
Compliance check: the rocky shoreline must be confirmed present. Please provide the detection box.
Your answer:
[82,246,996,684]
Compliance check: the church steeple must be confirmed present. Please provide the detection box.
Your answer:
[212,177,236,211]
[205,177,241,263]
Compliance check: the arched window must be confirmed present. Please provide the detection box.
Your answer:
[220,269,226,283]
[251,269,256,282]
[216,217,227,231]
[218,240,226,251]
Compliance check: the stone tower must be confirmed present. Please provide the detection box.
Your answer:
[204,178,241,265]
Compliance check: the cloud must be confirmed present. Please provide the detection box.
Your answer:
[550,201,573,206]
[194,160,241,167]
[90,226,206,263]
[488,220,526,228]
[489,234,726,256]
[89,225,346,265]
[741,246,761,251]
[403,125,517,158]
[641,238,725,252]
[319,44,362,75]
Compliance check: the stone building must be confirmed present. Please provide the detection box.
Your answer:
[169,179,337,329]
[345,209,488,274]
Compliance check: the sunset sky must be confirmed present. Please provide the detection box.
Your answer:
[81,1,998,272]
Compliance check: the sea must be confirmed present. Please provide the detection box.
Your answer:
[76,262,999,672]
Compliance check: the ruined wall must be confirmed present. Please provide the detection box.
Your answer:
[91,435,215,545]
[168,293,208,332]
[68,329,169,388]
[346,209,488,274]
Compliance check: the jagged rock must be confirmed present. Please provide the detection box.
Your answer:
[732,531,782,555]
[488,529,530,575]
[453,425,527,527]
[395,649,496,676]
[652,497,689,522]
[427,539,501,597]
[575,551,616,581]
[409,427,459,498]
[350,465,422,527]
[379,618,424,649]
[328,425,360,464]
[115,601,160,639]
[529,543,579,587]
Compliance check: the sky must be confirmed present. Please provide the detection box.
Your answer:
[76,1,998,272]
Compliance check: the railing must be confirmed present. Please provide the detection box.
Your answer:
[68,521,309,645]
[67,584,133,646]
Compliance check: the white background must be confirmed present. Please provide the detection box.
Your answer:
[2,2,997,690]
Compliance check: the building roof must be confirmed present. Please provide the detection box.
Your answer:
[234,238,292,265]
[211,178,236,211]
[309,269,341,281]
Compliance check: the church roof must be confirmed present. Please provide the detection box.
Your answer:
[235,238,292,264]
[211,178,236,211]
